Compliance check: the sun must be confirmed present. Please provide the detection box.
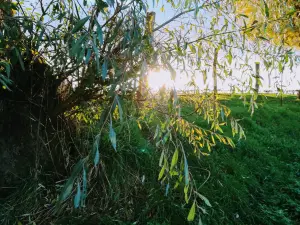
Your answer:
[147,69,174,90]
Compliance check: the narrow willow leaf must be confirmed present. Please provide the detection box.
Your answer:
[159,149,164,167]
[165,183,170,196]
[262,0,269,18]
[198,215,203,225]
[59,158,86,201]
[116,96,123,122]
[195,192,212,207]
[71,34,88,56]
[72,16,90,34]
[81,166,87,207]
[109,121,117,151]
[93,134,100,166]
[74,182,81,208]
[187,201,196,221]
[170,148,179,171]
[184,185,189,203]
[158,165,166,180]
[85,48,92,65]
[102,58,108,80]
[94,149,100,166]
[184,155,189,186]
[96,23,104,45]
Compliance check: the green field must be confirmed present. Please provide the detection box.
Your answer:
[185,95,300,224]
[1,95,300,225]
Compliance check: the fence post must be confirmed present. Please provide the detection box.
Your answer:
[255,62,260,94]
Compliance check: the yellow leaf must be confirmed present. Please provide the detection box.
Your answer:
[187,201,196,221]
[170,148,179,171]
[2,85,6,90]
[158,165,165,180]
[160,5,165,12]
[184,185,189,203]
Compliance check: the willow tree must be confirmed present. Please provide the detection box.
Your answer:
[235,0,300,48]
[0,0,299,223]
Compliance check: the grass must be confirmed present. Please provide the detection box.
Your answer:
[189,95,300,225]
[1,94,299,225]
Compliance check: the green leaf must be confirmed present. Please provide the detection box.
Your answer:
[262,0,269,18]
[184,185,189,203]
[170,148,179,171]
[96,23,104,45]
[258,36,269,41]
[109,120,117,151]
[198,215,203,225]
[184,155,189,186]
[165,183,170,196]
[59,158,86,201]
[187,201,196,221]
[71,34,88,56]
[72,16,90,34]
[74,182,81,208]
[81,166,87,207]
[102,58,108,80]
[116,96,123,122]
[158,164,166,180]
[159,149,164,167]
[226,50,232,64]
[93,134,100,167]
[85,48,92,65]
[94,149,100,166]
[195,192,212,207]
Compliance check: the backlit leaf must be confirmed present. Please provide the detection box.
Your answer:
[170,148,179,171]
[187,201,196,221]
[158,164,166,180]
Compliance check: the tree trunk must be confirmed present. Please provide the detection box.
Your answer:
[213,48,218,119]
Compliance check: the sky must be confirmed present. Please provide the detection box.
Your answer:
[147,1,300,92]
[22,0,300,92]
